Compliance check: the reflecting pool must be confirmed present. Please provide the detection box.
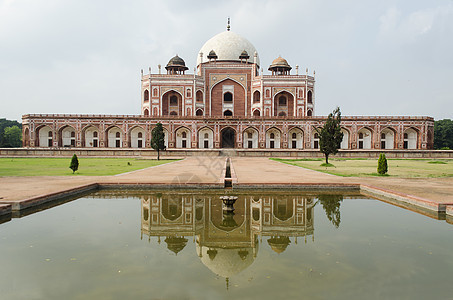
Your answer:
[0,190,452,300]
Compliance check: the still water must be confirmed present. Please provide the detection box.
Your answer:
[0,190,452,300]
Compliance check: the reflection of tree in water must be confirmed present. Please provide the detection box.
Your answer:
[318,194,343,228]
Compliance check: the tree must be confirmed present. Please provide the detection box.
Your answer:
[151,122,166,160]
[3,126,22,147]
[318,194,343,228]
[315,107,343,164]
[434,119,453,150]
[0,118,21,147]
[69,154,79,174]
[377,153,388,175]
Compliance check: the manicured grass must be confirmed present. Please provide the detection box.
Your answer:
[271,158,453,178]
[0,157,179,176]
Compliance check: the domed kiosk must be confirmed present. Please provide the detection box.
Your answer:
[165,55,189,75]
[268,56,292,75]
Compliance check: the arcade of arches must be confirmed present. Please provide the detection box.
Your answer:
[27,118,432,150]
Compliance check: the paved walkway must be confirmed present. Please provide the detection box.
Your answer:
[231,157,337,184]
[103,156,225,185]
[0,176,101,202]
[0,157,225,202]
[231,157,453,204]
[1,157,452,205]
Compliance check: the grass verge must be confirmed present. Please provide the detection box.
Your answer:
[271,158,453,178]
[0,157,180,176]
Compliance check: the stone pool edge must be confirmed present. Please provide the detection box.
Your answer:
[0,182,452,223]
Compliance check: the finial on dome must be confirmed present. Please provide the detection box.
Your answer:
[227,17,230,31]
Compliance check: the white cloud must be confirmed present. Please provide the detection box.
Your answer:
[378,4,453,44]
[0,0,452,121]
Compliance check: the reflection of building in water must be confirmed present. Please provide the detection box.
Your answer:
[141,193,315,278]
[141,194,200,254]
[251,196,315,253]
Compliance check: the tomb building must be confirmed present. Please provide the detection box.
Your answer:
[22,24,434,151]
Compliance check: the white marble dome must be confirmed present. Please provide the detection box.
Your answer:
[198,245,256,278]
[197,31,260,66]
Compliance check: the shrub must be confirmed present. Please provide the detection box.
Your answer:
[377,153,388,175]
[69,154,79,174]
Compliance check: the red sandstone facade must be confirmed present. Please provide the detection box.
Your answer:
[21,29,434,151]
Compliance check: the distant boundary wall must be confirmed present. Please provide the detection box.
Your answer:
[1,148,453,158]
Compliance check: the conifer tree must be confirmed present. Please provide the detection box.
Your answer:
[377,153,388,175]
[316,107,343,164]
[151,123,166,160]
[69,154,79,174]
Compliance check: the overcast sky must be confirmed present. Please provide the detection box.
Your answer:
[1,0,452,122]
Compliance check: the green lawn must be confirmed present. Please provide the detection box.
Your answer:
[0,157,179,176]
[272,158,453,178]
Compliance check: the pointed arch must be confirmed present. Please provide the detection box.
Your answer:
[129,125,147,148]
[82,125,100,148]
[380,127,396,149]
[340,127,350,149]
[23,127,30,147]
[162,90,183,116]
[243,126,259,149]
[403,127,419,149]
[307,90,313,104]
[220,126,236,148]
[273,91,294,117]
[195,109,204,116]
[175,126,191,148]
[274,89,296,99]
[288,127,304,149]
[161,197,183,221]
[266,127,282,149]
[273,198,294,221]
[312,128,321,149]
[253,90,261,103]
[106,125,123,148]
[210,77,246,91]
[210,78,246,117]
[357,126,373,149]
[36,125,53,147]
[58,125,76,147]
[196,90,203,102]
[198,126,214,149]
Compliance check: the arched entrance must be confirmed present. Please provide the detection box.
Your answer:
[221,127,235,148]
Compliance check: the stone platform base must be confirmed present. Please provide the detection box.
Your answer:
[1,148,453,158]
